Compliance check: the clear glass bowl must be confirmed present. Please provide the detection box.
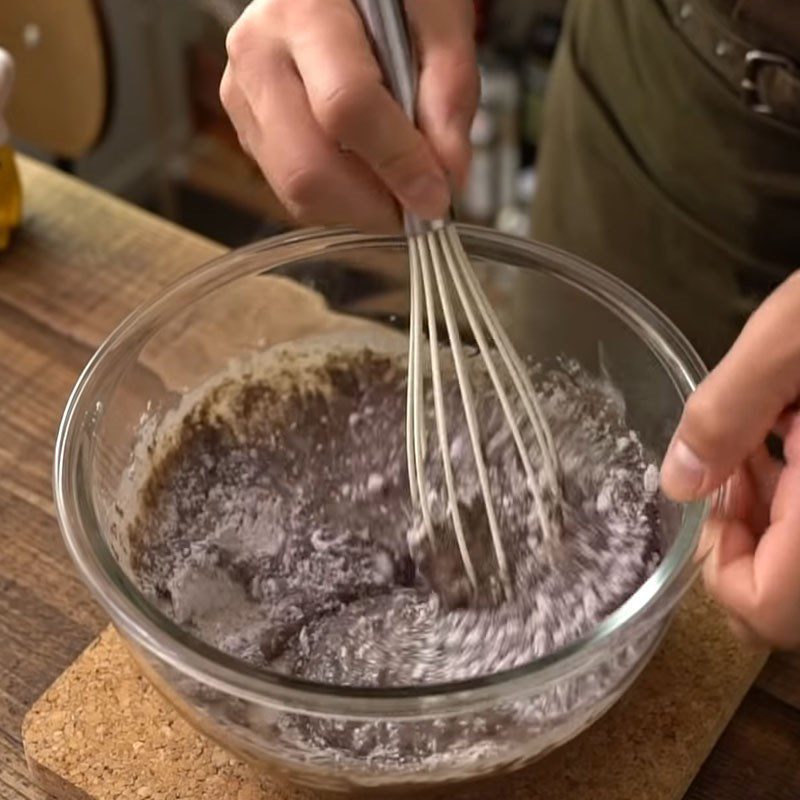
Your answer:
[54,226,712,796]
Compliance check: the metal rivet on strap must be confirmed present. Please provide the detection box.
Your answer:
[715,40,732,58]
[678,2,693,21]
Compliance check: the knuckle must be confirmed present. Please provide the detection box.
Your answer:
[280,167,325,217]
[443,52,480,104]
[218,69,234,111]
[317,80,379,141]
[682,390,730,451]
[225,0,278,63]
[228,0,328,62]
[225,17,251,64]
[377,139,429,184]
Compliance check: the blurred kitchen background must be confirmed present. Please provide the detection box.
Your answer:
[1,0,566,247]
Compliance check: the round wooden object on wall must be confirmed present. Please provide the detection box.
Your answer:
[0,0,110,159]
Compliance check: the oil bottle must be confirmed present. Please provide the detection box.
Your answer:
[0,48,22,251]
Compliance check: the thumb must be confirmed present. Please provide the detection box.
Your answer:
[661,272,800,501]
[405,0,479,188]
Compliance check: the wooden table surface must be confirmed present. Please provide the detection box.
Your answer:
[0,157,798,800]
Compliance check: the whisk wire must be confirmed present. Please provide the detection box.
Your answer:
[353,0,562,597]
[407,241,434,540]
[438,228,556,553]
[431,229,512,590]
[405,223,564,592]
[417,233,479,590]
[406,246,421,506]
[446,229,562,509]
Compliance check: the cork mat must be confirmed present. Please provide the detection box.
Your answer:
[21,583,766,800]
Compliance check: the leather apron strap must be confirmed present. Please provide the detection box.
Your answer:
[734,0,800,57]
[661,0,800,124]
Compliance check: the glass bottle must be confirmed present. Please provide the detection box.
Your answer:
[0,48,22,251]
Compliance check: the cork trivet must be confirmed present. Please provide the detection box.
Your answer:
[22,583,765,800]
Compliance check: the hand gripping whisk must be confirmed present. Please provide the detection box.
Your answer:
[355,0,562,593]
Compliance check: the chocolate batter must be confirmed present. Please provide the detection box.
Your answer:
[129,348,663,696]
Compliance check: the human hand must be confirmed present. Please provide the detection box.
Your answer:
[661,272,800,650]
[221,0,479,232]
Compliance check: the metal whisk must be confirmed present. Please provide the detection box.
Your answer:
[355,0,562,592]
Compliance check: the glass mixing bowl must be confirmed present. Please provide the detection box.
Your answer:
[54,226,712,796]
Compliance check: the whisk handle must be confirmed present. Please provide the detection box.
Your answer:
[353,0,452,236]
[354,1,449,233]
[353,0,419,124]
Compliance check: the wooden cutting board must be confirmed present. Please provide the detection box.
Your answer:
[22,583,765,800]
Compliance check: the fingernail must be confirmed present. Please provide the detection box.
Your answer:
[403,174,450,219]
[661,438,707,500]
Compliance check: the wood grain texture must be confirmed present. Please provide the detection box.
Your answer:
[1,156,799,800]
[0,157,222,800]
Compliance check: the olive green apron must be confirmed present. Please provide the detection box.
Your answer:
[531,0,800,366]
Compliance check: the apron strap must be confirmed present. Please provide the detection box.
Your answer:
[734,0,800,59]
[661,0,800,124]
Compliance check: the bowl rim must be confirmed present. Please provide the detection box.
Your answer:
[54,224,711,717]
